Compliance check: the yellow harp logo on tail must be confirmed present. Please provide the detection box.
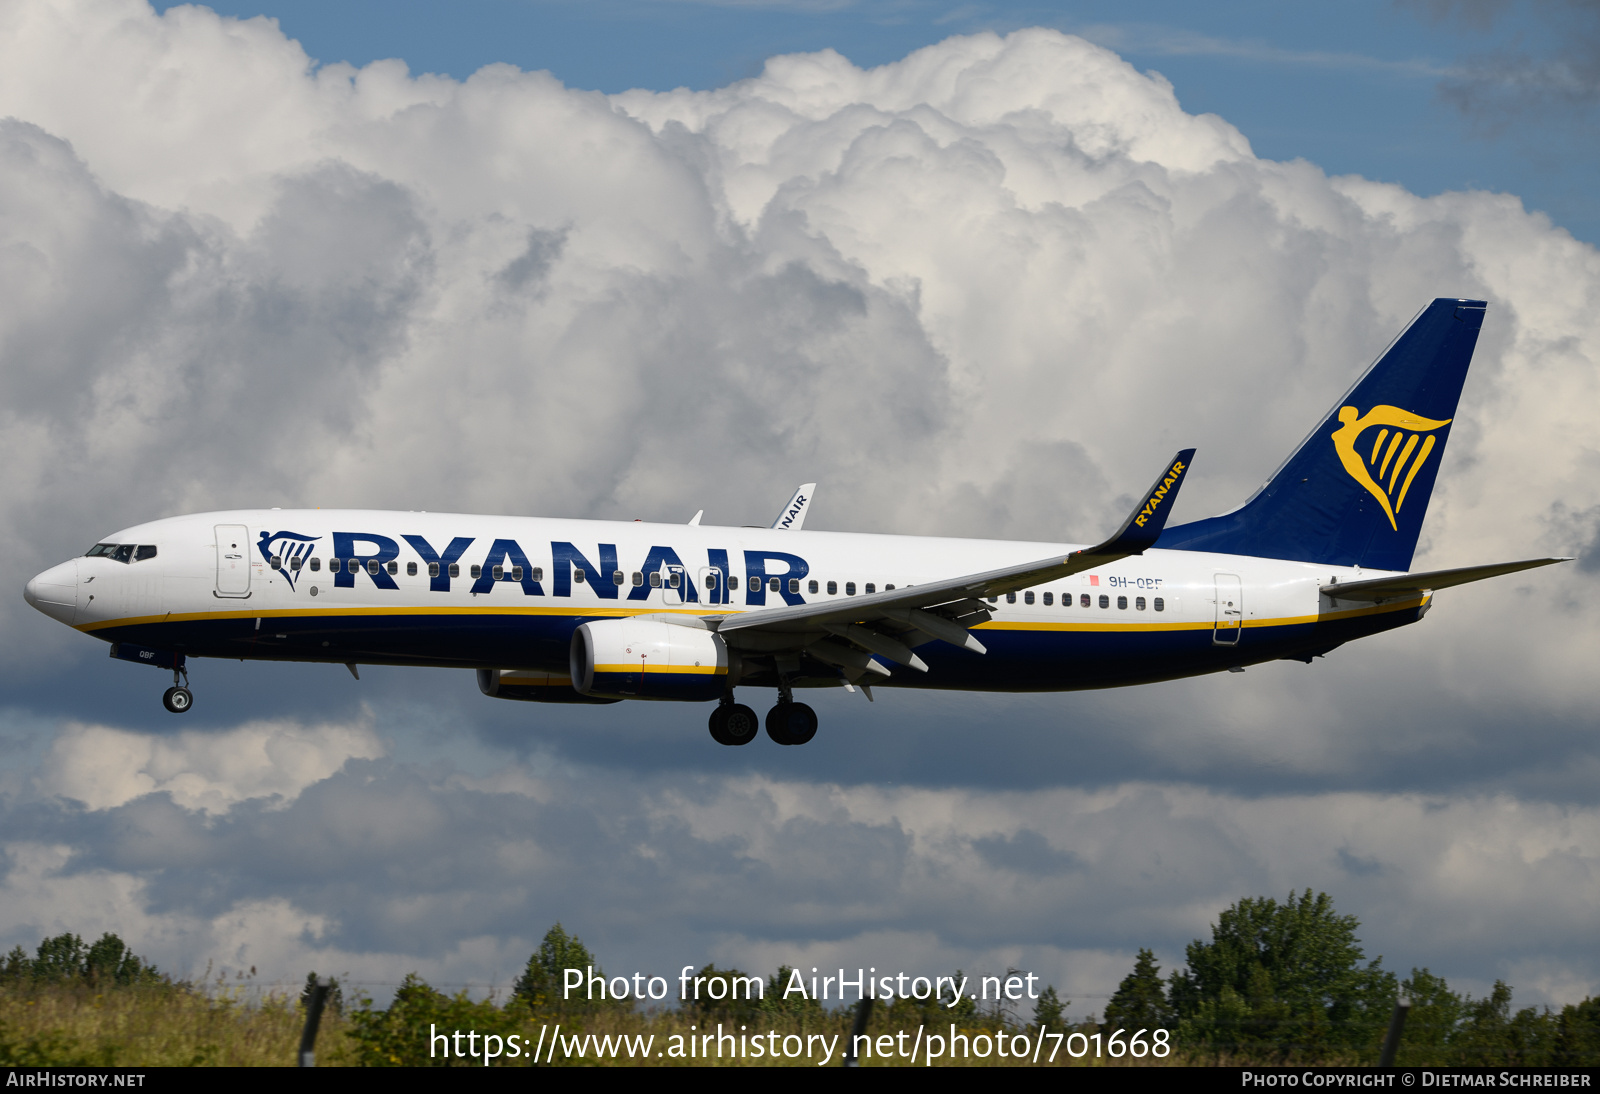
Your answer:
[1330,405,1452,531]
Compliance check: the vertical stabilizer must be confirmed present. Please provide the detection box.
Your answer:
[1157,299,1486,571]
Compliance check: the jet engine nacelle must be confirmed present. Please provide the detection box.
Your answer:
[477,668,620,705]
[570,619,735,701]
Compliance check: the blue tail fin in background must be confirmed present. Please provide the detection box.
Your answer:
[1157,298,1487,572]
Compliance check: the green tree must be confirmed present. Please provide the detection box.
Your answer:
[1032,985,1067,1030]
[1168,890,1397,1061]
[682,963,764,1024]
[347,973,527,1067]
[512,923,598,1014]
[5,933,163,988]
[1393,967,1464,1064]
[759,966,825,1024]
[1451,981,1555,1066]
[1103,949,1172,1031]
[1553,996,1600,1066]
[301,971,345,1016]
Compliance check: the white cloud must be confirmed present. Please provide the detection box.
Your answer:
[0,0,1597,1011]
[40,713,383,813]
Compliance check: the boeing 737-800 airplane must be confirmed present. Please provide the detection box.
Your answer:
[23,299,1566,746]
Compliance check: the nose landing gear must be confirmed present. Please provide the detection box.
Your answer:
[162,664,193,714]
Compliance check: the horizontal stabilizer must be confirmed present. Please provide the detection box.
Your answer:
[1321,557,1570,602]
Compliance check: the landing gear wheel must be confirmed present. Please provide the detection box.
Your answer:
[162,686,193,714]
[765,701,818,746]
[708,703,759,746]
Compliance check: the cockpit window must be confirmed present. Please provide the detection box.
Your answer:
[84,543,158,563]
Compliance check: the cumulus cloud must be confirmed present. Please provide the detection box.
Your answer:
[0,0,1597,1007]
[39,712,383,813]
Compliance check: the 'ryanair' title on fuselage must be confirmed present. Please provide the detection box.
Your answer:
[260,531,814,608]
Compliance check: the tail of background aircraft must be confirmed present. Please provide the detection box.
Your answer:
[1157,298,1487,571]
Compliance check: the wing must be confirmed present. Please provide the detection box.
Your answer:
[1321,557,1570,602]
[713,451,1195,675]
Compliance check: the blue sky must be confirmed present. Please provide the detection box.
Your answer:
[1,0,1597,1016]
[155,0,1600,244]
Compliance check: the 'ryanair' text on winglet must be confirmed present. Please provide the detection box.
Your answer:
[1078,448,1197,559]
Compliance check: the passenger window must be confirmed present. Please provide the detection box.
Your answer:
[1099,594,1109,608]
[808,580,819,594]
[1080,594,1090,608]
[1117,596,1127,610]
[668,572,679,588]
[1006,592,1016,604]
[347,559,359,574]
[532,567,544,582]
[449,563,460,579]
[649,572,662,588]
[1136,596,1146,610]
[1042,592,1052,606]
[270,555,282,570]
[728,576,739,590]
[1024,591,1034,605]
[428,562,440,578]
[705,575,716,590]
[885,584,895,591]
[387,561,399,576]
[367,560,380,576]
[135,545,157,562]
[310,558,322,572]
[987,596,997,604]
[768,577,779,592]
[574,568,585,583]
[1154,597,1165,612]
[513,566,524,581]
[865,583,876,594]
[846,582,857,596]
[633,572,644,586]
[493,566,504,580]
[788,578,799,594]
[613,571,625,586]
[471,565,482,579]
[827,581,837,595]
[289,556,302,571]
[407,562,417,577]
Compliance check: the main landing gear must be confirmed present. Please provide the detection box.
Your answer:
[707,688,818,746]
[162,665,193,714]
[708,699,759,746]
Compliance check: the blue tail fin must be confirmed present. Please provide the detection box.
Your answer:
[1157,298,1486,571]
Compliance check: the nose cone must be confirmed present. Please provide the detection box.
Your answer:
[24,560,79,625]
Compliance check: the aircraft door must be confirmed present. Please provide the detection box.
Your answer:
[1213,573,1242,645]
[215,524,251,597]
[662,564,688,605]
[698,566,725,606]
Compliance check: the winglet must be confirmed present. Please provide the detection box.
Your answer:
[1084,449,1196,556]
[771,483,816,531]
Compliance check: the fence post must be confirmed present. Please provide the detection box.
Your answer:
[299,977,332,1067]
[1378,996,1411,1066]
[842,997,875,1066]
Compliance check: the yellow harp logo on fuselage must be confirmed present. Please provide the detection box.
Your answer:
[1331,405,1452,531]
